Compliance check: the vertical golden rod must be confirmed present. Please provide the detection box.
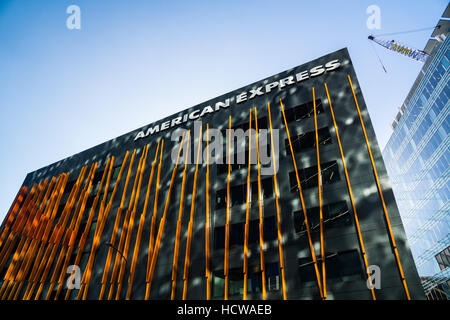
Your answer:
[64,158,113,300]
[98,150,137,300]
[280,99,324,299]
[205,124,212,300]
[243,110,252,301]
[348,75,410,300]
[324,82,376,300]
[0,186,28,248]
[126,141,161,300]
[224,116,231,300]
[54,163,98,300]
[108,147,146,300]
[267,102,287,300]
[313,88,326,300]
[0,184,36,272]
[12,175,63,300]
[78,151,130,300]
[37,166,88,300]
[24,173,69,299]
[254,108,267,300]
[182,126,203,300]
[170,133,191,300]
[6,178,53,300]
[145,133,185,299]
[115,145,149,300]
[146,140,164,278]
[0,180,46,299]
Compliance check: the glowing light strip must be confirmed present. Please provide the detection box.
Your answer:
[348,75,411,300]
[280,99,324,299]
[324,82,376,300]
[267,102,287,300]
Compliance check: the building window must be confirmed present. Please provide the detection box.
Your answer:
[85,195,95,212]
[75,222,87,244]
[215,189,227,209]
[298,250,363,285]
[435,246,450,271]
[289,161,340,192]
[217,163,228,175]
[55,202,66,223]
[217,151,249,175]
[285,127,332,155]
[216,117,270,176]
[248,266,262,294]
[214,226,225,250]
[266,262,281,292]
[332,250,364,282]
[292,200,351,234]
[263,216,278,242]
[251,178,274,202]
[231,184,246,207]
[214,216,278,250]
[232,150,251,172]
[215,178,274,209]
[93,168,104,184]
[213,268,243,298]
[248,220,259,244]
[213,263,280,298]
[223,116,268,135]
[64,179,76,195]
[111,165,121,183]
[230,223,244,248]
[284,99,324,124]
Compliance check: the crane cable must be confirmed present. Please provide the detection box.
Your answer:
[372,24,440,38]
[369,39,388,73]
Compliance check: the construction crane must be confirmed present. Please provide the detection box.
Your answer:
[368,35,429,63]
[367,25,442,72]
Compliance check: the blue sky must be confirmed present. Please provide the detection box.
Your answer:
[0,0,447,221]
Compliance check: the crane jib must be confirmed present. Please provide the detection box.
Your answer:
[368,35,429,63]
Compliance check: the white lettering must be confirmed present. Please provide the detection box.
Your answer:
[325,59,340,71]
[265,81,279,93]
[295,70,309,82]
[189,110,200,120]
[171,117,182,127]
[133,59,341,141]
[161,121,170,130]
[310,65,325,77]
[200,106,214,117]
[134,131,146,141]
[146,125,160,136]
[248,86,264,99]
[236,92,247,104]
[215,99,230,110]
[279,75,295,88]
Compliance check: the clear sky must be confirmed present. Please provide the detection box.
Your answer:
[0,0,447,222]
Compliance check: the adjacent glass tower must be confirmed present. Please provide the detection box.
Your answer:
[382,15,450,299]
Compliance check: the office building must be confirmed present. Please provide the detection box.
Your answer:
[0,48,424,300]
[382,5,450,300]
